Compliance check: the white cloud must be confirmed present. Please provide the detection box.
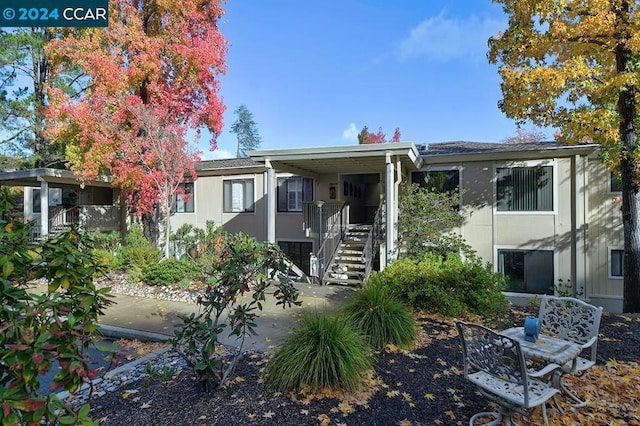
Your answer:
[342,122,358,142]
[201,148,234,160]
[398,11,505,62]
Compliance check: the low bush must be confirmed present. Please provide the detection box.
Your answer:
[118,224,162,269]
[89,230,122,254]
[266,310,373,393]
[141,258,200,286]
[341,281,417,349]
[369,252,508,317]
[92,248,120,272]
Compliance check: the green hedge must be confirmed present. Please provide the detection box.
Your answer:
[368,252,507,317]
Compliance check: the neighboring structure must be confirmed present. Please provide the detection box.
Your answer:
[0,141,625,312]
[0,168,125,239]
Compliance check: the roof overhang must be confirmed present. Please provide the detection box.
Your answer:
[249,142,423,178]
[422,143,600,165]
[0,168,112,188]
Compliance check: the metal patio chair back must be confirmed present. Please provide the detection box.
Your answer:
[455,320,558,425]
[538,296,603,373]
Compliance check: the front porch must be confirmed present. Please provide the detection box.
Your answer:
[250,142,423,285]
[0,168,126,239]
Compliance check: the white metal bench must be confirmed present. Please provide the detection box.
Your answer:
[538,296,603,407]
[455,320,559,425]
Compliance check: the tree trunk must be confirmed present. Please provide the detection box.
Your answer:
[142,209,160,251]
[616,14,640,312]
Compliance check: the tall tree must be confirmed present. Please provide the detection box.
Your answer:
[46,0,227,251]
[357,126,400,144]
[488,0,640,312]
[502,126,547,144]
[0,28,72,168]
[230,105,262,157]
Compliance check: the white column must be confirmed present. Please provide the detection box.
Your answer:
[385,153,395,266]
[265,160,276,244]
[574,154,587,298]
[40,180,49,237]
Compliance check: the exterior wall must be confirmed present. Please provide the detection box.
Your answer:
[422,157,582,306]
[169,172,268,241]
[586,158,624,312]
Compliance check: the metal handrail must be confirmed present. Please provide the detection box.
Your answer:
[362,203,384,280]
[316,203,349,284]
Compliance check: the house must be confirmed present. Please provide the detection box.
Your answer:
[0,141,625,312]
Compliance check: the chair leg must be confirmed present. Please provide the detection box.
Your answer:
[469,411,502,426]
[560,379,587,408]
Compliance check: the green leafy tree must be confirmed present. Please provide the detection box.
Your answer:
[488,0,640,312]
[230,105,262,157]
[0,28,77,168]
[397,181,465,259]
[0,188,114,425]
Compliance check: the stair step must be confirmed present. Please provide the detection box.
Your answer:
[335,256,363,262]
[335,262,365,270]
[337,249,362,255]
[323,278,363,286]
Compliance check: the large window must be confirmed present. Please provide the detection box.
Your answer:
[278,241,313,275]
[223,179,254,213]
[496,165,553,211]
[277,176,313,212]
[411,170,460,193]
[610,249,624,278]
[171,182,194,213]
[498,249,554,294]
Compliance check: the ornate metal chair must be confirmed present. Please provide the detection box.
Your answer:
[455,320,559,425]
[537,296,603,407]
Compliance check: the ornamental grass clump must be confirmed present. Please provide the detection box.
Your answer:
[341,281,417,349]
[266,310,373,393]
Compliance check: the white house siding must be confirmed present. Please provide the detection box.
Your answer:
[586,158,624,312]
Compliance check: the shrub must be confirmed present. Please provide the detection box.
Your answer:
[266,310,373,393]
[118,223,162,268]
[0,188,113,425]
[171,232,300,392]
[370,252,508,317]
[88,230,122,254]
[341,281,417,349]
[93,248,120,272]
[141,258,200,286]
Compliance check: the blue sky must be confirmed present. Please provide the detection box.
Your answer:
[200,1,540,160]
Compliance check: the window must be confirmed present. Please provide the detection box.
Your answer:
[498,249,554,294]
[223,179,254,213]
[496,165,553,211]
[278,241,313,275]
[277,176,313,212]
[32,189,41,213]
[611,173,622,192]
[411,170,460,193]
[172,182,194,213]
[610,249,624,278]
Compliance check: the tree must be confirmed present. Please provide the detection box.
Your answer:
[230,105,262,157]
[489,0,640,312]
[0,28,73,168]
[357,126,400,144]
[46,0,227,250]
[397,181,465,259]
[502,126,547,144]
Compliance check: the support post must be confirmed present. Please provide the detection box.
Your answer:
[40,180,49,237]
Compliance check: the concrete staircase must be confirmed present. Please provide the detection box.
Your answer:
[323,224,372,286]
